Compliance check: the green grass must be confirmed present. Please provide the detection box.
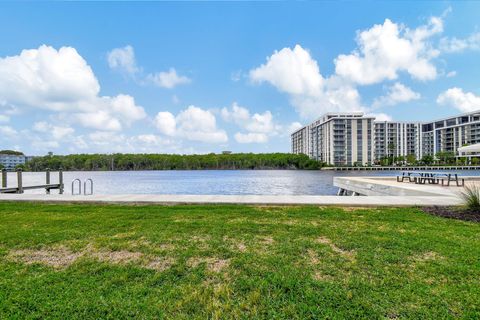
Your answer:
[0,202,479,319]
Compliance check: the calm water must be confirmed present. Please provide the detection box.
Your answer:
[4,170,480,196]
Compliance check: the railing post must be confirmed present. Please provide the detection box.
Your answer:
[16,168,23,194]
[1,169,6,188]
[46,168,51,194]
[59,169,64,194]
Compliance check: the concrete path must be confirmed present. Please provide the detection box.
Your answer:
[0,193,462,206]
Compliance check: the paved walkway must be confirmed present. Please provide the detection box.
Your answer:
[333,176,479,197]
[0,176,474,206]
[0,193,462,206]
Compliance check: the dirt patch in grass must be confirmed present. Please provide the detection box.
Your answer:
[187,257,230,273]
[422,207,480,222]
[307,249,319,265]
[236,243,247,252]
[223,236,247,253]
[145,257,175,271]
[8,247,83,269]
[306,249,336,282]
[315,237,356,260]
[412,251,444,263]
[91,250,143,264]
[259,236,274,245]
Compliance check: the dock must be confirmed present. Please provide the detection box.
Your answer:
[0,169,64,194]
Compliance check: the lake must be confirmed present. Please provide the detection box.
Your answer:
[4,170,480,196]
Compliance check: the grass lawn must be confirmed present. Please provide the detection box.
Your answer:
[0,202,479,319]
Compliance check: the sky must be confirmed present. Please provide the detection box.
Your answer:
[0,1,480,156]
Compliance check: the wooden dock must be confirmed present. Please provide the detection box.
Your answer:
[0,169,64,194]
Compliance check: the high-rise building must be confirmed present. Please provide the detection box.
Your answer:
[292,113,374,166]
[374,122,423,161]
[291,110,480,165]
[421,111,480,156]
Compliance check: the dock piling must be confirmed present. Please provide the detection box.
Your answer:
[46,169,51,194]
[59,170,64,194]
[16,169,23,194]
[1,169,6,188]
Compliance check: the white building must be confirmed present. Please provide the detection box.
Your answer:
[374,122,423,161]
[292,110,480,165]
[292,113,374,166]
[0,154,27,170]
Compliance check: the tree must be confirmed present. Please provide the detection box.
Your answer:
[421,155,434,165]
[387,143,396,165]
[0,150,23,155]
[406,154,416,165]
[435,151,455,165]
[26,153,324,171]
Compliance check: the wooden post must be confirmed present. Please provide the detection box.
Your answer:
[16,169,23,194]
[46,168,51,194]
[59,169,64,194]
[1,169,6,188]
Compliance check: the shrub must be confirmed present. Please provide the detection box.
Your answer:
[459,183,480,211]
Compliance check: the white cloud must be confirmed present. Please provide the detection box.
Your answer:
[372,82,420,109]
[231,70,243,82]
[249,46,363,118]
[250,45,323,96]
[76,111,122,131]
[107,45,191,89]
[107,94,146,125]
[287,122,303,134]
[0,114,9,123]
[33,121,74,140]
[440,32,480,53]
[0,125,17,137]
[0,45,100,110]
[221,103,275,133]
[154,106,228,143]
[368,113,393,122]
[335,17,442,85]
[107,45,139,74]
[221,102,281,143]
[446,71,457,78]
[0,45,146,132]
[154,111,176,136]
[248,15,446,119]
[234,132,268,144]
[437,87,480,112]
[147,68,191,89]
[176,106,227,143]
[221,103,250,124]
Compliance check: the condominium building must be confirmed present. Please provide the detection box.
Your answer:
[292,113,374,166]
[374,122,423,161]
[421,111,480,156]
[291,125,311,157]
[0,154,27,170]
[291,109,480,165]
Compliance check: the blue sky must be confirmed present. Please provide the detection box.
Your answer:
[0,1,479,155]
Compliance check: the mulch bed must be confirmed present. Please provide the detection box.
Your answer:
[422,206,480,223]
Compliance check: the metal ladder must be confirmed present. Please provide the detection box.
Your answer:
[71,178,94,195]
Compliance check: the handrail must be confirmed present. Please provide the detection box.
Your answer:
[84,178,94,195]
[72,179,82,195]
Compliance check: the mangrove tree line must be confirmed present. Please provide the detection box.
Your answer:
[25,153,322,171]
